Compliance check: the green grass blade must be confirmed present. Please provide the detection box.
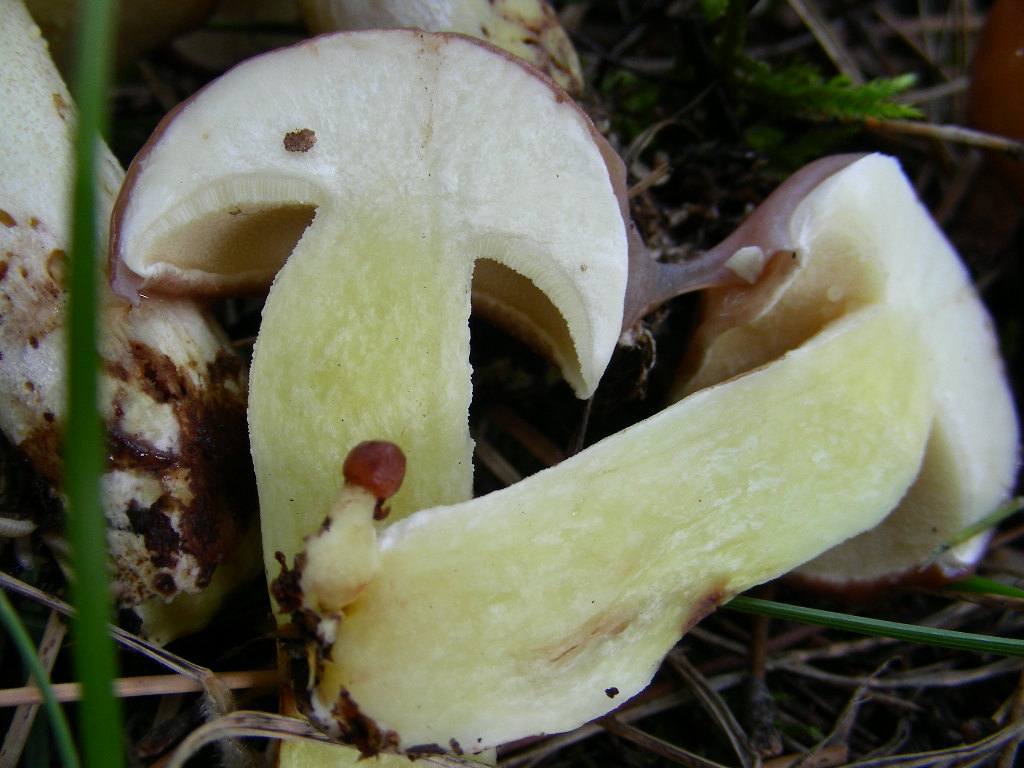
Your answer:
[65,2,125,767]
[726,595,1024,657]
[0,591,80,768]
[944,576,1024,600]
[923,496,1023,567]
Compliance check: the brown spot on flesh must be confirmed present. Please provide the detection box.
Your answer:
[18,421,62,487]
[547,610,634,663]
[283,128,316,152]
[52,93,71,122]
[128,341,188,403]
[153,571,177,595]
[549,642,580,663]
[324,689,400,758]
[105,359,130,383]
[45,250,67,288]
[0,210,15,227]
[681,585,728,636]
[406,744,448,757]
[125,499,181,570]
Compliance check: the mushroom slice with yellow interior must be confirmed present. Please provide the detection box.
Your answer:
[274,153,1017,755]
[672,153,1019,592]
[280,295,931,754]
[108,28,630,582]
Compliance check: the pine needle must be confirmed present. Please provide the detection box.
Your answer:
[726,596,1024,657]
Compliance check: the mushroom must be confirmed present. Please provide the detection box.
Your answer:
[108,29,631,586]
[279,261,929,750]
[106,23,1016,759]
[273,440,406,650]
[0,0,258,644]
[270,153,1014,756]
[295,0,584,94]
[671,153,1020,592]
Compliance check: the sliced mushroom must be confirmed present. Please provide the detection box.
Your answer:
[671,153,1020,591]
[107,28,629,583]
[270,153,1017,755]
[267,154,1006,754]
[281,308,931,755]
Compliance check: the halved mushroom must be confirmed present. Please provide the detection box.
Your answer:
[108,29,630,580]
[108,22,1016,758]
[280,287,930,753]
[265,153,1019,755]
[671,153,1019,591]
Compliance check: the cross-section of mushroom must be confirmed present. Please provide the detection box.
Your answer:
[269,153,1016,755]
[671,153,1020,591]
[108,29,630,587]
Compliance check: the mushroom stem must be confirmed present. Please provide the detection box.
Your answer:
[250,207,477,575]
[0,0,257,644]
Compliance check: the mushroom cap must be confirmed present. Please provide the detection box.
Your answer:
[110,29,632,607]
[109,28,629,400]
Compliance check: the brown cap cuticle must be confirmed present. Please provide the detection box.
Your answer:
[342,440,406,501]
